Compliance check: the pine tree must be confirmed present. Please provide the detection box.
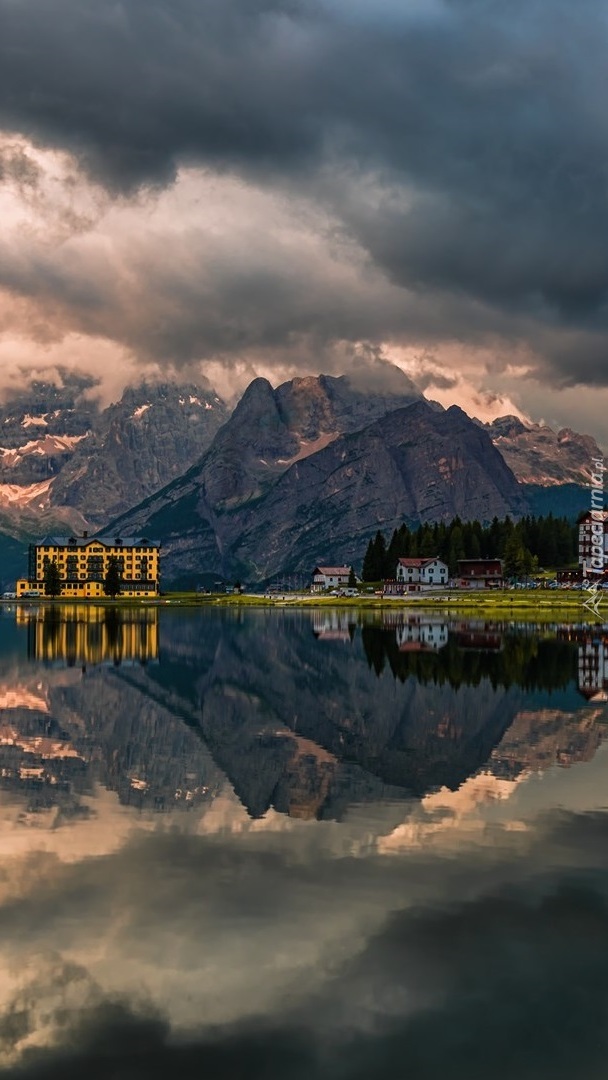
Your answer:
[362,538,376,582]
[503,533,526,579]
[43,559,62,598]
[362,531,387,581]
[348,566,357,588]
[103,556,122,598]
[447,526,466,576]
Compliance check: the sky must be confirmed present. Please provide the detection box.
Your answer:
[0,0,607,441]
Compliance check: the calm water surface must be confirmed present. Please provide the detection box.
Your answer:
[0,604,606,1079]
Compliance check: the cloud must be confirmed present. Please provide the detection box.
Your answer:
[0,0,607,423]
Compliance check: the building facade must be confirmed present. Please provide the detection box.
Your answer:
[578,510,608,577]
[17,534,161,599]
[311,566,352,592]
[395,557,448,590]
[457,559,504,589]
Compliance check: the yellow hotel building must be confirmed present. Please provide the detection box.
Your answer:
[17,533,161,599]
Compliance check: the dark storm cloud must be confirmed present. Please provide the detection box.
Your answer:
[2,0,608,381]
[3,813,608,1080]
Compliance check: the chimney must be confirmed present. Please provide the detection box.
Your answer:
[83,531,88,539]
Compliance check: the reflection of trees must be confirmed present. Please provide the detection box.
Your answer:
[104,608,123,663]
[361,628,577,691]
[41,606,62,654]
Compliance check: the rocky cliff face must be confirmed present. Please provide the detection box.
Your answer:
[49,380,228,527]
[184,367,422,512]
[230,402,527,579]
[0,373,99,531]
[112,395,527,583]
[0,376,228,537]
[486,415,603,486]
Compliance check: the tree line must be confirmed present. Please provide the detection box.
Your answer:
[362,514,578,581]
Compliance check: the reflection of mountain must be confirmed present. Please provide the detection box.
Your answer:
[19,604,159,668]
[140,613,605,819]
[490,705,608,777]
[0,609,606,827]
[0,610,222,818]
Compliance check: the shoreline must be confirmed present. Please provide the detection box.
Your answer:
[4,590,607,622]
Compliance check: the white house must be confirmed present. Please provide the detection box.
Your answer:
[393,557,448,591]
[311,566,352,592]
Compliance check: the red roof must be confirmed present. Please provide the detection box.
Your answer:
[397,557,442,568]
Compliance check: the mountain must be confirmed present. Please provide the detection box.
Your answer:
[0,372,99,532]
[0,376,229,542]
[49,380,228,527]
[179,367,423,512]
[109,388,526,584]
[1,363,601,583]
[486,415,602,486]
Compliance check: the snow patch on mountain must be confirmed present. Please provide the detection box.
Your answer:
[0,479,53,508]
[0,435,88,465]
[22,414,49,428]
[277,432,339,466]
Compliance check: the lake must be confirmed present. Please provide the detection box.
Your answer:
[0,603,606,1079]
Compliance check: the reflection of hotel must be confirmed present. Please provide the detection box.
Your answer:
[578,635,608,703]
[20,605,159,667]
[557,626,608,703]
[396,618,448,652]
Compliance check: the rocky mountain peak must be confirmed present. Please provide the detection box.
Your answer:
[49,379,229,527]
[487,415,603,486]
[487,415,529,438]
[194,366,425,512]
[275,368,422,443]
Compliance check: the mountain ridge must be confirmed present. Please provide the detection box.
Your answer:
[108,395,528,583]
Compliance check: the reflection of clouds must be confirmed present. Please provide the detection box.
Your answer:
[0,955,106,1068]
[0,615,607,1072]
[378,771,529,854]
[0,811,607,1077]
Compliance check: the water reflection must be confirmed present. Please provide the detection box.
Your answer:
[19,604,159,668]
[0,607,606,1077]
[0,607,606,825]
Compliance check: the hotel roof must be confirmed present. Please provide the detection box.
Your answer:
[35,535,160,548]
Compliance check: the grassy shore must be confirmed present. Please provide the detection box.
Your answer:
[7,589,606,622]
[155,589,606,621]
